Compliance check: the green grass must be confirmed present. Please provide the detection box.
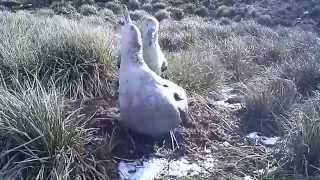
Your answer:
[166,48,225,95]
[0,11,117,98]
[0,11,118,179]
[0,80,114,180]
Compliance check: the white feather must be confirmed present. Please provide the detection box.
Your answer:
[140,16,168,75]
[119,22,187,137]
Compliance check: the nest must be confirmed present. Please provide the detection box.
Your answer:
[65,92,272,179]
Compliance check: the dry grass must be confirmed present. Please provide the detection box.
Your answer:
[164,93,272,179]
[179,93,237,146]
[159,19,200,52]
[166,49,225,95]
[277,56,320,96]
[276,92,320,177]
[241,77,298,135]
[156,18,320,179]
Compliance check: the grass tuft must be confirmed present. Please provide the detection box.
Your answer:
[279,92,320,176]
[166,49,225,95]
[242,77,298,135]
[0,80,115,180]
[0,11,117,98]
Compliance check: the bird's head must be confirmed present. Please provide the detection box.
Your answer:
[120,23,142,55]
[119,6,142,54]
[141,16,159,46]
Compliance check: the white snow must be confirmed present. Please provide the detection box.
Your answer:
[246,132,280,146]
[208,87,242,110]
[118,156,216,179]
[243,176,254,180]
[118,131,279,179]
[212,100,241,109]
[260,136,280,146]
[118,158,166,180]
[254,166,278,175]
[168,158,202,176]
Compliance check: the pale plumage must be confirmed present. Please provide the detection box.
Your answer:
[140,16,168,75]
[119,13,187,137]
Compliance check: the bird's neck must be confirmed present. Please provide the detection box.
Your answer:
[120,48,144,69]
[145,38,160,48]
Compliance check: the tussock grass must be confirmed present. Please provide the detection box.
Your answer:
[242,77,298,135]
[0,80,115,180]
[161,19,320,84]
[0,11,117,98]
[166,49,225,95]
[266,31,320,96]
[159,19,199,52]
[279,92,320,176]
[277,54,320,96]
[79,4,97,16]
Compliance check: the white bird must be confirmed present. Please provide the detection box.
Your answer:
[118,11,188,137]
[140,16,168,75]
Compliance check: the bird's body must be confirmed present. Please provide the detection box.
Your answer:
[119,18,187,137]
[140,16,168,75]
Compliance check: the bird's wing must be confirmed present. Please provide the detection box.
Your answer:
[121,72,182,136]
[138,67,187,109]
[155,78,188,116]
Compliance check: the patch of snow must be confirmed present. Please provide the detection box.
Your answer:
[246,132,260,145]
[243,176,254,180]
[254,166,277,175]
[222,141,231,147]
[247,132,259,138]
[168,158,202,176]
[246,132,280,146]
[212,100,241,109]
[118,156,216,179]
[118,158,166,180]
[316,37,320,45]
[203,156,216,170]
[260,136,280,146]
[208,87,242,110]
[221,87,236,95]
[204,148,212,153]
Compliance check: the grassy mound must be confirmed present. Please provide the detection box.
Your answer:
[0,11,117,98]
[242,76,298,135]
[0,11,118,179]
[0,81,116,180]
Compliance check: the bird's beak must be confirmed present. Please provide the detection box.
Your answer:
[148,28,156,39]
[147,28,156,46]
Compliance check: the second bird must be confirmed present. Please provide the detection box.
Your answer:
[140,16,168,75]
